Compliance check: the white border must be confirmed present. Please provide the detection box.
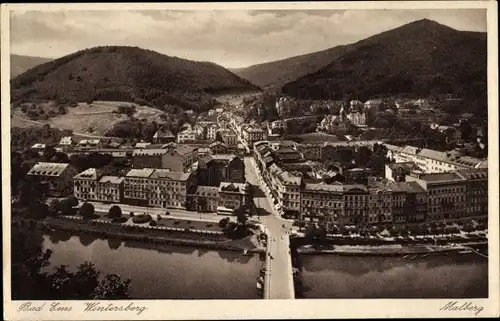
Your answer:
[2,1,499,320]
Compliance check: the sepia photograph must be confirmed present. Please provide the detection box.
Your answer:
[2,1,499,320]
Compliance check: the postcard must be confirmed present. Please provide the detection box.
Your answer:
[2,1,499,320]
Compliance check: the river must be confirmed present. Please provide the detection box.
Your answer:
[42,231,262,299]
[298,254,488,298]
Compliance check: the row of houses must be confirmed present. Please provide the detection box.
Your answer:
[253,141,488,226]
[386,144,487,173]
[73,167,251,213]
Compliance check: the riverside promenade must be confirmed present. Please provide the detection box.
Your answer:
[244,156,295,300]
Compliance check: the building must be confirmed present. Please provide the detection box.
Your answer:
[317,114,348,134]
[188,186,219,213]
[206,123,218,141]
[385,162,421,182]
[456,168,488,219]
[132,149,169,169]
[406,172,467,222]
[58,136,74,151]
[73,168,100,201]
[271,120,287,132]
[27,162,75,197]
[209,141,228,154]
[197,154,245,186]
[152,129,175,144]
[297,143,323,161]
[160,145,199,172]
[96,176,124,203]
[123,168,155,206]
[147,169,195,208]
[218,182,252,210]
[31,143,46,152]
[347,111,366,126]
[342,185,369,226]
[241,124,266,145]
[217,129,238,146]
[389,145,488,173]
[300,183,344,224]
[177,127,196,143]
[77,139,101,149]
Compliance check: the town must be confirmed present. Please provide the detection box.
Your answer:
[20,97,488,234]
[8,10,492,306]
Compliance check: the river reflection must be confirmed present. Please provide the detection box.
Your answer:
[299,254,488,298]
[42,231,261,299]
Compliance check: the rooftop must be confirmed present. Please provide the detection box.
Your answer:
[150,169,191,181]
[99,176,124,184]
[28,162,69,177]
[456,168,488,180]
[153,129,174,138]
[74,168,99,180]
[59,136,73,145]
[132,149,167,157]
[418,172,465,183]
[125,168,155,178]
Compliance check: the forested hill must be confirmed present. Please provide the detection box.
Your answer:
[281,19,487,104]
[11,46,260,112]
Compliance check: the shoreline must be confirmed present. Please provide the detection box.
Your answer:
[41,217,264,253]
[297,243,488,257]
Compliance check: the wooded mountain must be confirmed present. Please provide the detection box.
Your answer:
[230,45,353,90]
[10,54,53,78]
[282,19,487,103]
[11,46,260,112]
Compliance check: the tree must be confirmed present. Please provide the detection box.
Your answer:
[79,202,95,218]
[66,195,79,207]
[236,211,247,226]
[49,199,61,216]
[218,217,230,228]
[108,205,122,219]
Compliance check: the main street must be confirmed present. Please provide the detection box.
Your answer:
[244,156,295,299]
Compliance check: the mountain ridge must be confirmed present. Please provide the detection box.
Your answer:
[281,19,487,103]
[10,54,53,78]
[11,46,260,112]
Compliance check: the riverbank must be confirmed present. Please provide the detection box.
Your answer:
[297,243,488,256]
[42,217,264,253]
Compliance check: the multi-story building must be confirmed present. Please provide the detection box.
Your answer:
[398,181,427,223]
[241,125,266,145]
[317,114,348,134]
[385,162,421,182]
[132,149,169,169]
[58,136,74,152]
[161,145,199,172]
[456,168,488,218]
[342,185,369,226]
[152,129,175,144]
[297,143,323,161]
[197,154,245,186]
[209,141,228,154]
[217,129,238,146]
[206,123,218,141]
[406,172,467,222]
[346,111,367,126]
[73,168,100,201]
[389,145,488,173]
[188,186,219,213]
[147,170,195,208]
[218,182,252,210]
[123,168,155,207]
[27,162,75,197]
[177,128,196,143]
[96,176,124,203]
[300,183,344,224]
[367,183,393,225]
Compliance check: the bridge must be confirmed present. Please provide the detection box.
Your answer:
[244,156,295,300]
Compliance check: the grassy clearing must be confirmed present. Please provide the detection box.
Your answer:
[11,100,166,136]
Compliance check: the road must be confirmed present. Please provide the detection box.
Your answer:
[244,156,295,299]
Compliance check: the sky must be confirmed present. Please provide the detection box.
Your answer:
[9,9,487,69]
